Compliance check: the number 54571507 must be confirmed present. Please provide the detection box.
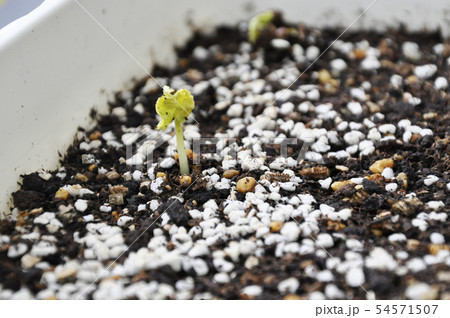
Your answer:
[375,305,438,315]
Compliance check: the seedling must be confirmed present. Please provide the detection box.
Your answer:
[155,86,195,175]
[248,10,275,43]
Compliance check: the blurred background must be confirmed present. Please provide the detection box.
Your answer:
[0,0,44,28]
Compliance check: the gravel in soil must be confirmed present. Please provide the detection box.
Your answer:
[0,15,449,300]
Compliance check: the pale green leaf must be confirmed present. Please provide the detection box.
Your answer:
[155,86,195,131]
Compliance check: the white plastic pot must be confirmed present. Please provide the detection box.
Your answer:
[0,0,448,218]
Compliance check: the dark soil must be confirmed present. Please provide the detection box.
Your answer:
[0,17,449,300]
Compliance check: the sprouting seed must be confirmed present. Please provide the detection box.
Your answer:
[248,10,275,43]
[155,86,195,176]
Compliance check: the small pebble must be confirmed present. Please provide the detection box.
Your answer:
[277,278,299,294]
[106,171,120,181]
[306,46,320,60]
[430,233,445,245]
[347,102,363,115]
[388,233,407,242]
[330,58,347,72]
[405,283,438,300]
[21,254,41,269]
[378,124,396,134]
[112,107,126,118]
[331,180,353,191]
[414,64,437,79]
[193,46,208,60]
[271,39,290,50]
[8,243,28,258]
[241,285,263,296]
[346,267,365,287]
[74,199,88,212]
[385,183,398,192]
[223,169,239,179]
[117,216,133,227]
[424,175,439,186]
[179,175,192,187]
[402,42,421,61]
[280,222,300,242]
[318,177,332,190]
[160,158,176,169]
[434,77,448,90]
[227,103,244,117]
[381,167,394,179]
[315,233,334,248]
[369,158,394,173]
[361,56,380,70]
[325,284,345,299]
[236,177,256,193]
[55,188,69,200]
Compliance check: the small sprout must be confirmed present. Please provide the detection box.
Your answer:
[248,10,275,43]
[155,86,195,176]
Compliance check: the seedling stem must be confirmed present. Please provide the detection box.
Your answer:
[155,86,195,176]
[175,120,190,175]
